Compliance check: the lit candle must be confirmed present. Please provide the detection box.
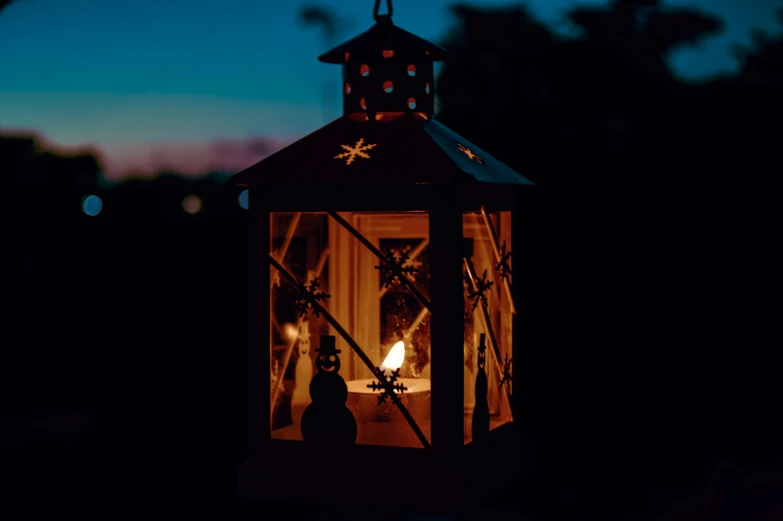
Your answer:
[345,340,431,446]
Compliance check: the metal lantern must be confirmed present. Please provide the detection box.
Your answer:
[232,0,534,512]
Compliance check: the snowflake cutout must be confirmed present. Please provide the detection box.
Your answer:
[499,354,512,393]
[293,277,331,317]
[467,269,494,311]
[335,138,377,165]
[457,143,484,164]
[375,248,418,288]
[367,367,408,406]
[407,254,424,271]
[495,241,512,281]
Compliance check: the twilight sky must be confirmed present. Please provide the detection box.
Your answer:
[0,0,779,178]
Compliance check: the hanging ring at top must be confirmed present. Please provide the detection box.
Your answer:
[373,0,393,22]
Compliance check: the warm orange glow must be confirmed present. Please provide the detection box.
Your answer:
[182,194,202,214]
[348,112,426,122]
[282,323,298,342]
[380,341,405,371]
[334,138,377,165]
[383,50,394,58]
[345,52,350,61]
[360,97,367,110]
[360,64,370,77]
[407,64,416,76]
[374,112,405,122]
[383,80,394,93]
[348,112,370,122]
[457,143,484,164]
[345,83,351,94]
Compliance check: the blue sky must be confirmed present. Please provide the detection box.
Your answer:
[0,0,779,175]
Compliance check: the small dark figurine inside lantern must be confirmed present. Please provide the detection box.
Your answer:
[266,197,516,451]
[233,0,534,511]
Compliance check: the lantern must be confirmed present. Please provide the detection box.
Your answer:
[232,0,534,512]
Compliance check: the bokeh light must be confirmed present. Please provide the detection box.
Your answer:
[239,189,249,210]
[182,194,203,214]
[282,323,298,342]
[81,195,103,216]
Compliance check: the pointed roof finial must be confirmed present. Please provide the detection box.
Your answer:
[317,0,448,64]
[373,0,393,24]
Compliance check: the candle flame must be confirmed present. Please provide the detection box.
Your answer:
[380,341,405,371]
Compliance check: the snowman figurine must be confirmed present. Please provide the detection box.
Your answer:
[301,335,357,445]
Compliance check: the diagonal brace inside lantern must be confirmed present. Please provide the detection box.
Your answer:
[464,257,514,419]
[269,247,330,425]
[327,211,432,313]
[268,212,303,340]
[267,253,432,449]
[479,207,516,314]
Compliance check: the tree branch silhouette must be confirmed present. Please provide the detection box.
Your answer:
[0,0,16,14]
[299,5,338,42]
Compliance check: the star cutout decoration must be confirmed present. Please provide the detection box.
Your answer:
[335,138,377,165]
[457,143,484,164]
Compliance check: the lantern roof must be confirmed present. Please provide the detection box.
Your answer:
[229,1,533,189]
[230,114,533,187]
[317,15,450,64]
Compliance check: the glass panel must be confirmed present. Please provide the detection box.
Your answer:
[462,210,513,444]
[269,211,431,448]
[270,213,331,441]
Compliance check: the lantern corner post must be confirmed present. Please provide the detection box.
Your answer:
[247,185,272,463]
[427,184,465,464]
[511,185,535,435]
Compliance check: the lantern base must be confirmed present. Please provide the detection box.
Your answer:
[239,422,526,514]
[274,419,432,448]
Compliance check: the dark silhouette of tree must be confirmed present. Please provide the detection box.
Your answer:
[4,0,780,511]
[436,0,723,191]
[435,5,559,186]
[299,4,355,122]
[0,0,16,14]
[4,141,250,498]
[732,8,783,88]
[567,0,722,80]
[434,3,781,521]
[299,4,340,42]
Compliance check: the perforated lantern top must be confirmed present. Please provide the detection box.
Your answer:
[319,14,447,118]
[230,9,534,188]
